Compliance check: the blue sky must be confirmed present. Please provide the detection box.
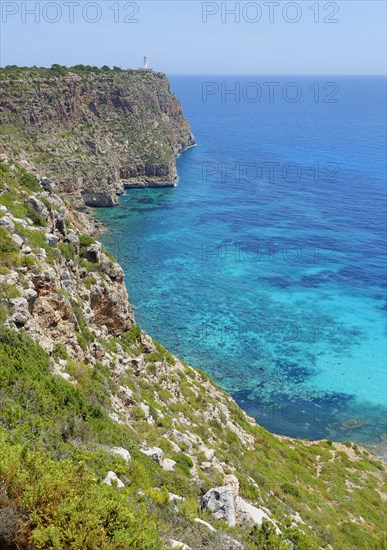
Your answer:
[0,1,386,74]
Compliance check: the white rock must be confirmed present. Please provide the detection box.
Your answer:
[22,246,32,254]
[106,446,131,464]
[235,497,281,535]
[0,205,7,213]
[201,485,236,527]
[202,447,216,461]
[168,540,191,550]
[11,233,24,248]
[0,217,14,231]
[194,517,216,532]
[168,492,185,504]
[140,446,164,464]
[224,474,239,496]
[161,458,177,472]
[24,288,37,303]
[103,471,124,489]
[12,217,27,226]
[10,297,30,326]
[46,234,59,247]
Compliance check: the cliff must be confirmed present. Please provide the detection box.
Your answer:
[0,66,195,207]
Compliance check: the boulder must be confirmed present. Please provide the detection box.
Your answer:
[28,196,50,220]
[235,496,281,535]
[40,177,55,192]
[202,477,281,534]
[0,216,14,231]
[105,446,131,464]
[140,446,164,464]
[10,297,30,326]
[201,485,236,527]
[161,458,177,472]
[66,232,79,248]
[46,233,59,247]
[168,492,185,504]
[103,471,124,489]
[85,244,100,264]
[11,233,24,248]
[224,474,239,496]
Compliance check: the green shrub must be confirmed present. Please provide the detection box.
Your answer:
[52,342,68,360]
[171,453,194,477]
[79,233,96,256]
[84,276,97,289]
[281,483,301,499]
[59,242,75,261]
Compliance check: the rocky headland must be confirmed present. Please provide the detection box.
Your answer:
[0,65,195,207]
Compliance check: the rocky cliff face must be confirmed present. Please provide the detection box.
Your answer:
[0,67,195,207]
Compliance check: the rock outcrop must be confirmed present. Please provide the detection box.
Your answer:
[201,474,281,534]
[0,67,195,207]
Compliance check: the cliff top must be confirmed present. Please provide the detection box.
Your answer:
[0,64,167,82]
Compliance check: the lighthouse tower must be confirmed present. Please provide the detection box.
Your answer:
[139,56,152,71]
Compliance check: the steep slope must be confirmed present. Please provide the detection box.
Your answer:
[0,66,195,207]
[0,160,386,550]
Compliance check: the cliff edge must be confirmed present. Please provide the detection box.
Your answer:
[0,66,195,207]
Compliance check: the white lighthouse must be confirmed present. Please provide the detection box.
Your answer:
[143,56,148,70]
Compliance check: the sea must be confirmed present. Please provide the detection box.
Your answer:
[95,75,387,453]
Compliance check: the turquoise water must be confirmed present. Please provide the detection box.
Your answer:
[96,76,386,448]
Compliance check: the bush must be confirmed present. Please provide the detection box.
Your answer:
[79,233,96,256]
[281,483,301,499]
[59,242,75,261]
[171,453,194,477]
[0,430,162,549]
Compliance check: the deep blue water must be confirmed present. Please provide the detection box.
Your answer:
[96,76,387,450]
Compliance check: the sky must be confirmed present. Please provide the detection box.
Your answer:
[0,0,386,74]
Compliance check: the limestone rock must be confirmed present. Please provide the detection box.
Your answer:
[85,244,100,264]
[28,196,50,220]
[201,485,236,527]
[235,497,281,535]
[0,216,14,231]
[10,297,30,326]
[46,233,59,247]
[168,541,191,550]
[161,458,177,472]
[194,517,216,532]
[11,233,24,248]
[90,284,133,336]
[224,474,239,496]
[168,492,185,504]
[40,177,55,192]
[140,446,164,464]
[105,446,131,464]
[103,471,124,489]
